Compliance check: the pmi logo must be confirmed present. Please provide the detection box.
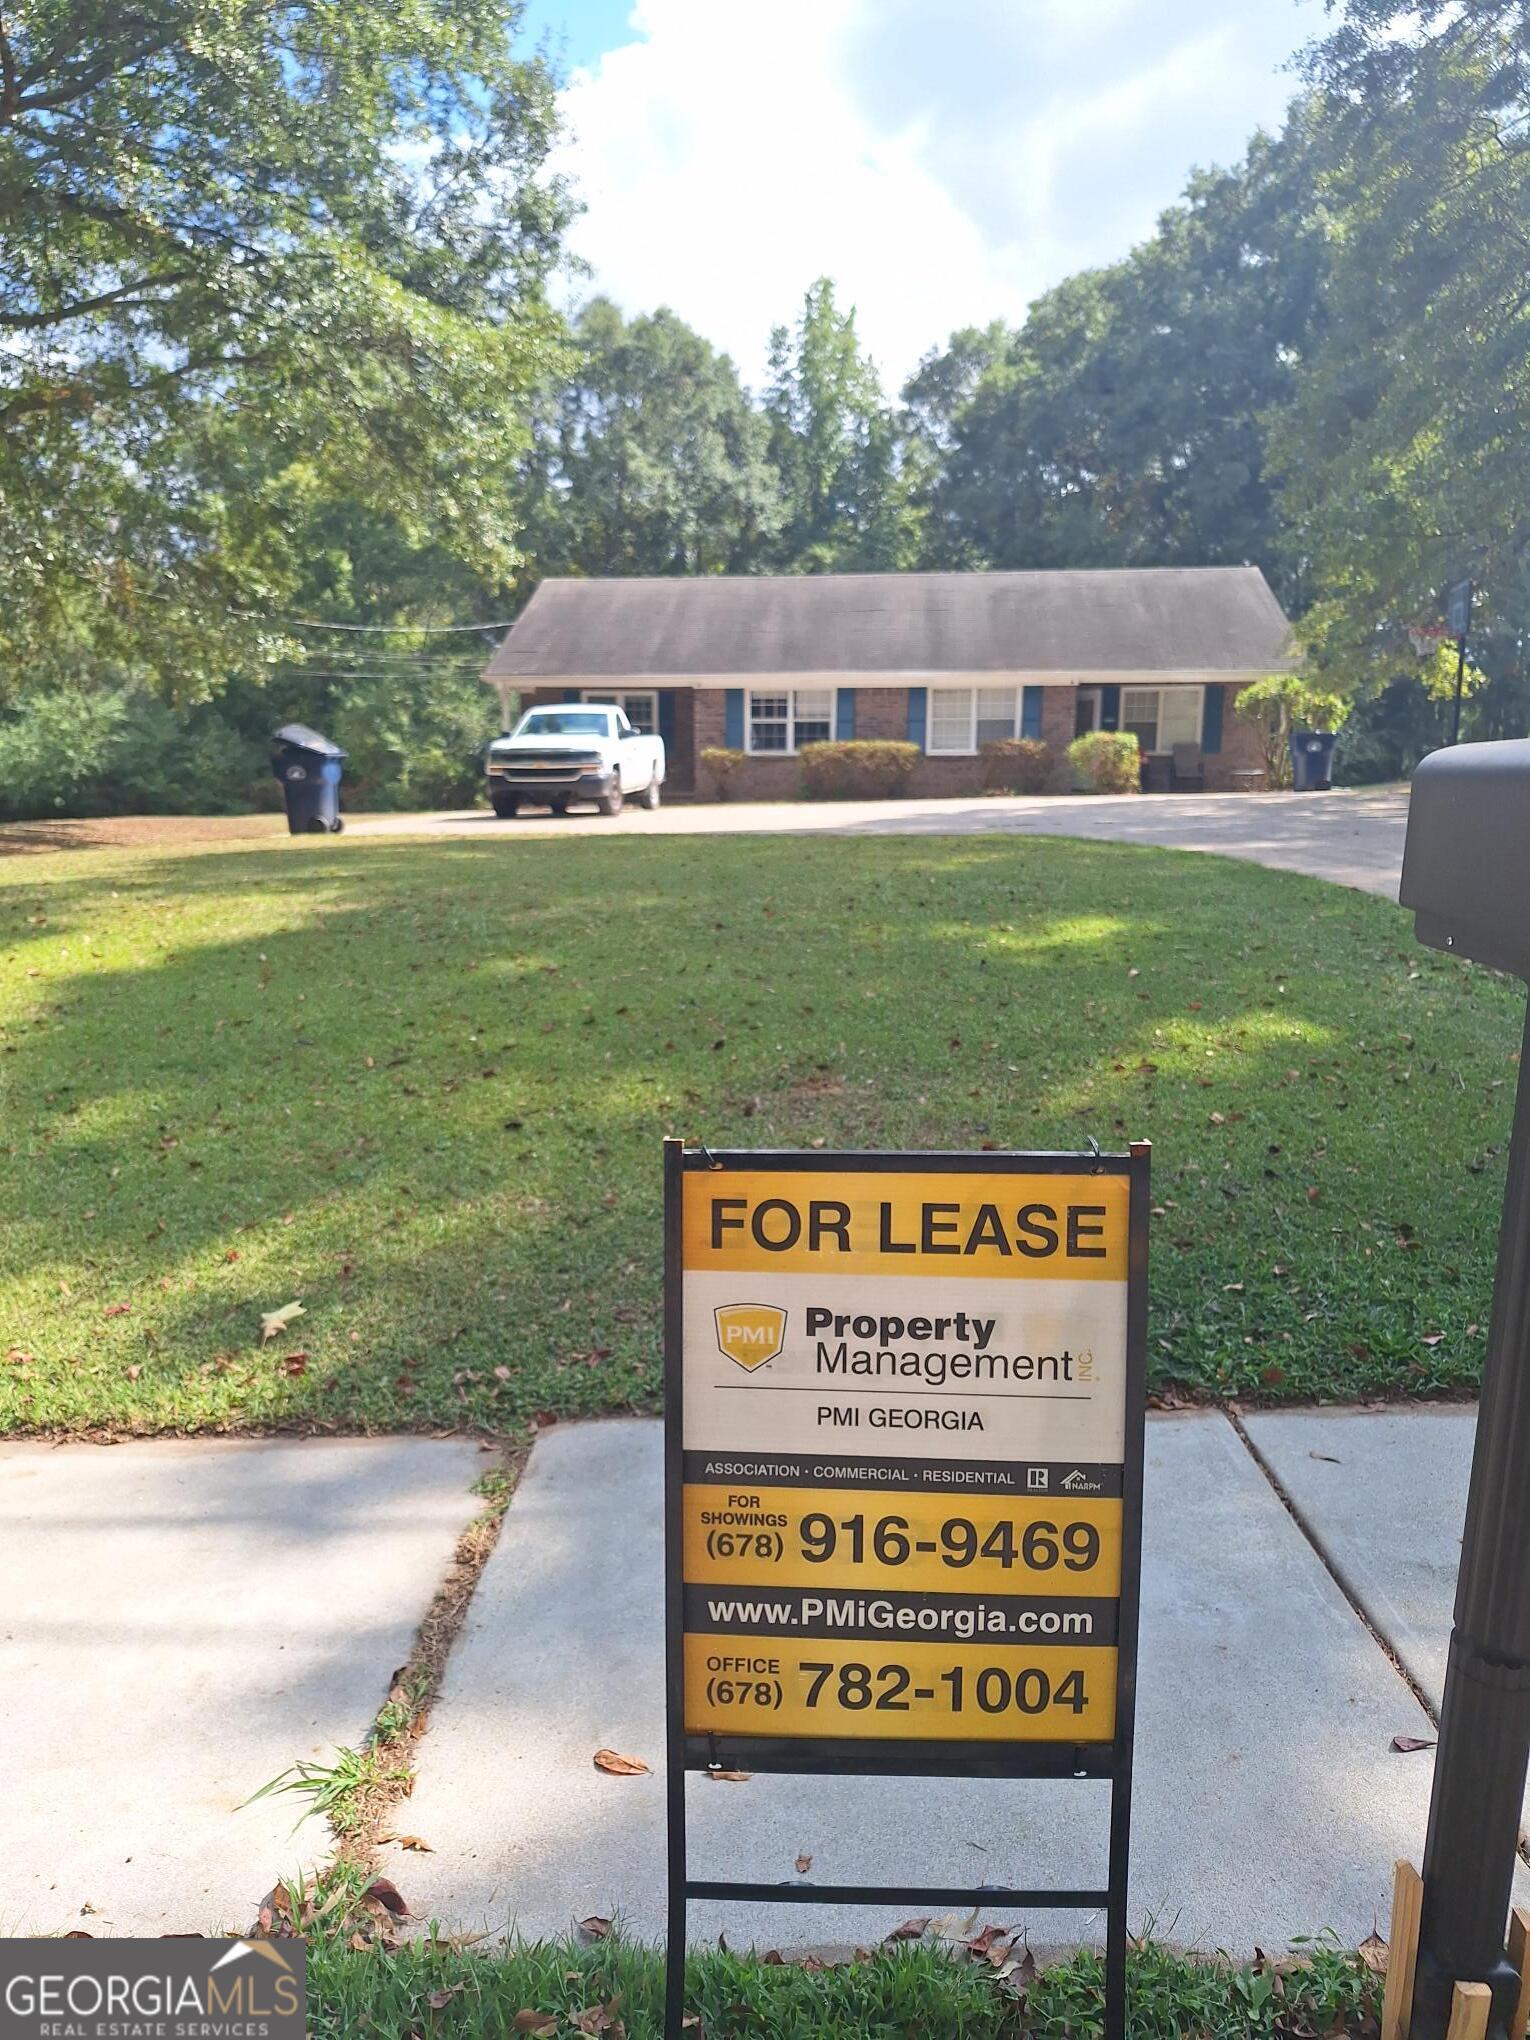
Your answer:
[714,1304,787,1372]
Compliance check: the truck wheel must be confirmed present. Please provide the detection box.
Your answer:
[550,796,569,815]
[491,793,518,819]
[640,775,661,811]
[597,785,623,817]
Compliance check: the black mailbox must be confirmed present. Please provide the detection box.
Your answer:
[1399,737,1530,980]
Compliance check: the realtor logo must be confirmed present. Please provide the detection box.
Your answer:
[0,1936,305,2039]
[1027,1468,1049,1491]
[714,1304,787,1372]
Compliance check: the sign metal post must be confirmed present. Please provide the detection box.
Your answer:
[662,1140,1150,2040]
[1400,738,1530,2036]
[1446,578,1474,747]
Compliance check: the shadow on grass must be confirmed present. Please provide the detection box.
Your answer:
[0,834,1519,1431]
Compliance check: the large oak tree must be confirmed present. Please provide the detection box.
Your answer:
[0,0,572,695]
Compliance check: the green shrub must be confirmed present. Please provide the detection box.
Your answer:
[0,684,265,819]
[799,739,919,799]
[981,737,1055,793]
[699,746,745,799]
[1235,674,1353,790]
[1066,730,1140,794]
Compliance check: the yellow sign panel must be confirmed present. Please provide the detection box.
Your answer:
[683,1484,1123,1596]
[683,1635,1117,1742]
[683,1170,1129,1282]
[674,1151,1140,1754]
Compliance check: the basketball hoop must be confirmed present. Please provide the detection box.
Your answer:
[1408,620,1450,657]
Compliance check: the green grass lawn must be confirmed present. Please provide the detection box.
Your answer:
[1,831,1520,1434]
[305,1935,1381,2038]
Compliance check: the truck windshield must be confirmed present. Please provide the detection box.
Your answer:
[514,710,610,737]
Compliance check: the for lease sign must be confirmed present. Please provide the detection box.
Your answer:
[671,1151,1145,1757]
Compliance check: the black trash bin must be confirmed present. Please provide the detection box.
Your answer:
[271,724,346,835]
[1289,728,1337,792]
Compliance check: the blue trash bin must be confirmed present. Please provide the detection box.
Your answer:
[1289,729,1337,792]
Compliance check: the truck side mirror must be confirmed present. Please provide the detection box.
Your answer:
[1399,738,1530,981]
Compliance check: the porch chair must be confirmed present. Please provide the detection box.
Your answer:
[1171,743,1206,792]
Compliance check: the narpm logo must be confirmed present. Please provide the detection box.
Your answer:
[714,1304,787,1371]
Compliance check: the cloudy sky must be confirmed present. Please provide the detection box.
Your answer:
[520,0,1326,391]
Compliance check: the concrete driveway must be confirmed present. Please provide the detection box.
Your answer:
[350,786,1411,897]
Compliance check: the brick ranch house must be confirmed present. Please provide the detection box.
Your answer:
[481,566,1293,798]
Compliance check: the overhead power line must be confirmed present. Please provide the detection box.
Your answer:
[234,609,514,634]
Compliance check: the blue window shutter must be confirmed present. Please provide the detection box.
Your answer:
[836,690,855,740]
[907,686,928,750]
[1202,685,1224,755]
[658,690,677,753]
[1021,686,1043,741]
[1100,685,1121,732]
[724,688,744,749]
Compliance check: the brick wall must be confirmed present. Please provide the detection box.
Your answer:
[522,683,1269,797]
[1202,685,1267,790]
[693,684,1084,798]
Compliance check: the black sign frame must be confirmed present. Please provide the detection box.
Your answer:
[662,1140,1150,2040]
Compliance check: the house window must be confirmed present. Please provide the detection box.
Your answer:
[926,686,1020,755]
[1120,686,1203,755]
[747,687,834,754]
[584,690,658,736]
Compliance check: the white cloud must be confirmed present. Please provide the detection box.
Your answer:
[550,0,1326,392]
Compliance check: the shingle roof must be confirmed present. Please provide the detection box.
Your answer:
[483,568,1292,682]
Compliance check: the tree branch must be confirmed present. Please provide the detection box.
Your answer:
[0,273,196,330]
[12,29,178,119]
[0,5,18,123]
[0,348,269,429]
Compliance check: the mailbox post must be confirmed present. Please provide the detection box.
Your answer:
[1399,738,1530,2037]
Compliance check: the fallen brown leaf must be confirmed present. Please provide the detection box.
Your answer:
[361,1878,409,1917]
[260,1301,305,1344]
[794,1853,813,1875]
[884,1917,930,1941]
[1358,1930,1388,1975]
[964,1923,1011,1958]
[573,2006,622,2036]
[1391,1735,1436,1753]
[513,2015,559,2036]
[578,1915,612,1941]
[428,1985,467,2010]
[593,1748,649,1777]
[706,1769,751,1783]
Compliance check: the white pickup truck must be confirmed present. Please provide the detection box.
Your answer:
[485,703,666,818]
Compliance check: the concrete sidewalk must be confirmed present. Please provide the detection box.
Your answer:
[9,1404,1513,1955]
[349,787,1411,897]
[0,1437,484,1936]
[400,1409,1504,1959]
